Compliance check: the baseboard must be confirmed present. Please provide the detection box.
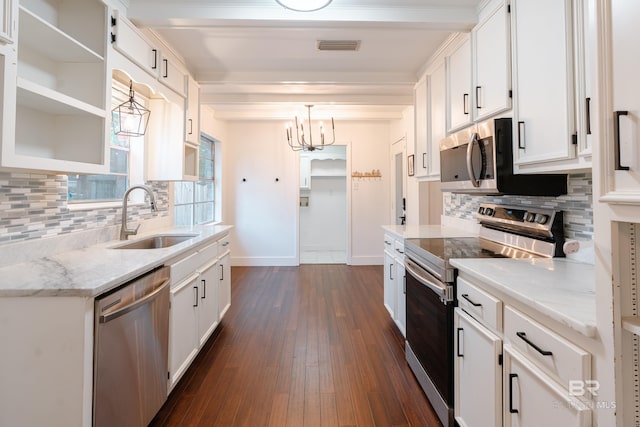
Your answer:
[349,256,383,266]
[231,256,298,267]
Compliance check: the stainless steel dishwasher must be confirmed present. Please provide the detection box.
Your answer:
[93,266,170,427]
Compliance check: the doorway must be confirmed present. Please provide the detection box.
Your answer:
[299,145,348,264]
[391,136,406,226]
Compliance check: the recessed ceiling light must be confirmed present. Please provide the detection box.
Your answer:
[276,0,333,12]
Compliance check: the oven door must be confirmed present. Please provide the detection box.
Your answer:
[404,257,454,427]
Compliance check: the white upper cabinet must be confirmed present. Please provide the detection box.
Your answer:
[0,0,17,44]
[110,9,158,77]
[185,75,200,145]
[473,0,511,121]
[598,0,640,203]
[1,0,109,174]
[413,75,428,177]
[158,48,187,97]
[146,97,198,181]
[511,0,591,172]
[447,35,473,132]
[428,60,445,178]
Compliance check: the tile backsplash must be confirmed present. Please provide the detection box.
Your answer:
[0,172,169,245]
[444,172,593,240]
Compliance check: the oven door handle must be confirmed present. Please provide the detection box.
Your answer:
[405,258,449,300]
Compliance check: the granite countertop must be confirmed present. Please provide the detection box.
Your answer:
[382,224,478,239]
[450,257,596,338]
[0,224,233,298]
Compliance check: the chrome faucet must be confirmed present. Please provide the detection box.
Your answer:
[120,185,158,240]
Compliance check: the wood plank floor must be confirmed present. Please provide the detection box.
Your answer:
[150,265,441,427]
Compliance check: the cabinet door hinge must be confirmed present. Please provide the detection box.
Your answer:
[572,133,578,145]
[111,16,116,26]
[111,33,116,44]
[498,354,503,365]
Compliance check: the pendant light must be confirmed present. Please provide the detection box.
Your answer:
[286,105,336,151]
[112,81,151,137]
[275,0,332,12]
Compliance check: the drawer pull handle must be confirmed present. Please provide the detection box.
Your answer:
[456,327,464,357]
[509,373,519,414]
[614,111,630,170]
[461,293,482,307]
[516,331,553,356]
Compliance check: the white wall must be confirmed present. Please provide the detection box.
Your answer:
[222,118,392,266]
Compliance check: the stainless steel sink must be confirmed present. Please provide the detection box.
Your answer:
[112,234,198,249]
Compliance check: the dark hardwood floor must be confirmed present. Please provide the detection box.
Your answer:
[150,265,441,427]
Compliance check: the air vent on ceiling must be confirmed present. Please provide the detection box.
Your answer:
[317,40,361,51]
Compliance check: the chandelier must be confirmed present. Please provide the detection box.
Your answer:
[276,0,332,12]
[112,81,151,137]
[286,105,336,151]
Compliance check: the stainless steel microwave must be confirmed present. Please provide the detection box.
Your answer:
[439,118,567,196]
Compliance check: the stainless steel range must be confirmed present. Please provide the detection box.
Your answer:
[403,203,565,427]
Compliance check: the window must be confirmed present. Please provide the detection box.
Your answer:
[174,135,216,225]
[67,81,145,203]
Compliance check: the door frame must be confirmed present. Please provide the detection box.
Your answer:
[295,143,352,265]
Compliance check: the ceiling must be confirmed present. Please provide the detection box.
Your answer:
[127,0,482,120]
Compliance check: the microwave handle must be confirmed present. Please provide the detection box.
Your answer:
[466,132,480,188]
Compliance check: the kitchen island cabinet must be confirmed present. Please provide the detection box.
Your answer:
[0,224,232,427]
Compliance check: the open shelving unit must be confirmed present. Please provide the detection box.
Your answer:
[1,0,109,173]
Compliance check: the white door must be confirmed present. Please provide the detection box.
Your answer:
[610,0,640,194]
[197,260,219,347]
[448,36,473,132]
[169,274,200,389]
[395,259,406,337]
[219,250,231,319]
[473,1,511,121]
[503,345,591,427]
[511,0,575,165]
[454,308,502,427]
[383,249,395,318]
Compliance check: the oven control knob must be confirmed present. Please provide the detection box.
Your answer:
[485,207,494,216]
[525,212,536,222]
[534,214,549,224]
[478,207,485,215]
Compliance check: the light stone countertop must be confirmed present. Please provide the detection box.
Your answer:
[0,224,233,298]
[450,257,596,337]
[381,224,478,240]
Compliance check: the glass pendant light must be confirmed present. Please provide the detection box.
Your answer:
[112,81,151,137]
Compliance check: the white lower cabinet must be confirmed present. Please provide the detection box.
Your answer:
[168,233,231,391]
[383,236,396,319]
[196,259,220,347]
[394,241,406,337]
[454,308,502,427]
[504,345,591,426]
[169,272,200,389]
[218,248,231,319]
[455,272,592,427]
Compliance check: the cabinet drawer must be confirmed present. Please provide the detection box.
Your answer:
[383,233,394,251]
[198,241,219,263]
[504,306,590,387]
[218,234,231,255]
[171,251,200,285]
[457,276,502,333]
[394,239,405,258]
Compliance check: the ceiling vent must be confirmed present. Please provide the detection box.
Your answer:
[317,40,361,51]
